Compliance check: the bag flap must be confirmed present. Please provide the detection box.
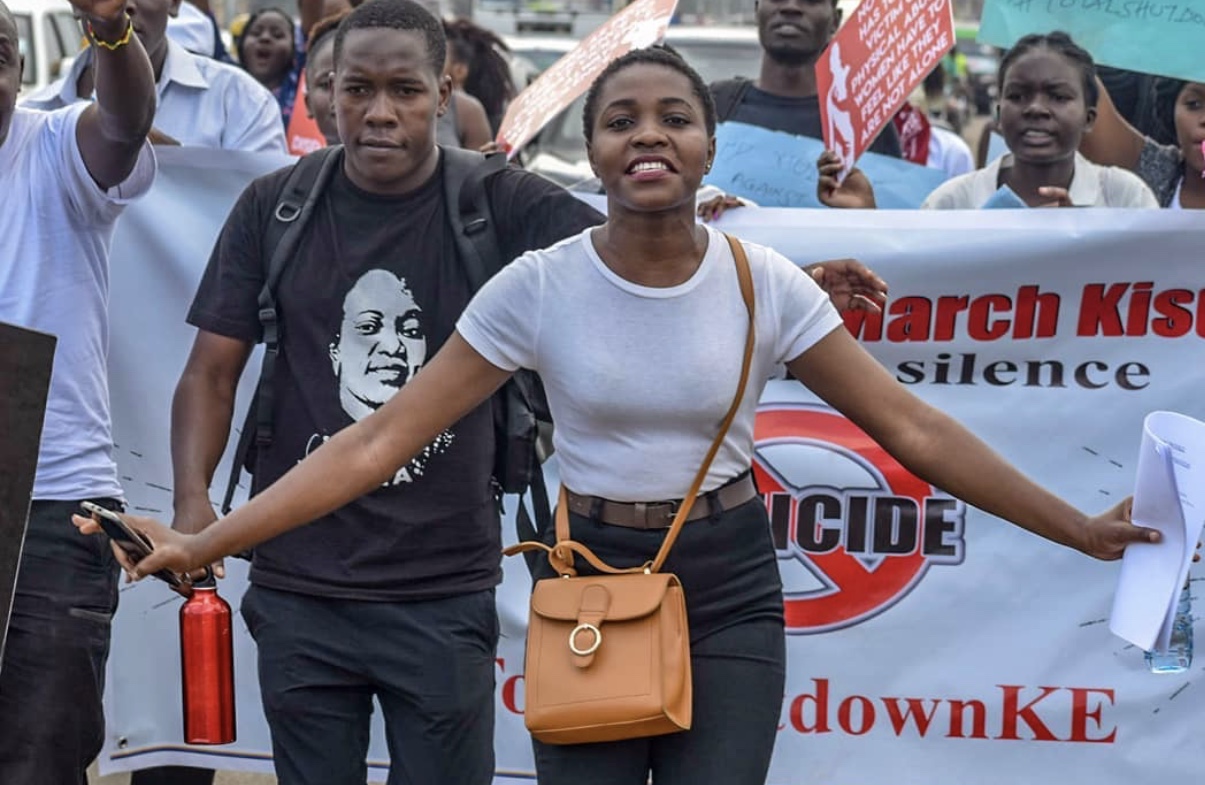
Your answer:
[530,573,676,622]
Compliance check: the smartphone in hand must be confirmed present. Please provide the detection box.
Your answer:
[80,502,186,589]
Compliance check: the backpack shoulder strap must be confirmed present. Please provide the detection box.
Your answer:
[441,146,508,289]
[221,146,343,515]
[710,77,752,124]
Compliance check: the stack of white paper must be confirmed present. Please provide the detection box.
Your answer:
[1109,411,1205,652]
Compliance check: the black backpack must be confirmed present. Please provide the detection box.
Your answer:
[220,145,553,559]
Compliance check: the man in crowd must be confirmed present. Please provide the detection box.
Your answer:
[0,0,157,781]
[711,0,902,157]
[25,0,286,153]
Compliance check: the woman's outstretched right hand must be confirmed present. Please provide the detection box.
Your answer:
[72,512,206,581]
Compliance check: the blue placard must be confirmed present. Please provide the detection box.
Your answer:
[704,122,948,209]
[982,185,1030,209]
[979,0,1205,84]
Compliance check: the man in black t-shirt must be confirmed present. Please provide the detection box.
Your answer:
[173,2,888,783]
[175,2,601,783]
[711,0,902,158]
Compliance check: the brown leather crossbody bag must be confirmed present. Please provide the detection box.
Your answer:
[503,234,757,745]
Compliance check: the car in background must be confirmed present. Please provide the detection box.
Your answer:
[507,25,762,186]
[11,0,84,99]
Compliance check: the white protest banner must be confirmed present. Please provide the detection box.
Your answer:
[980,0,1205,84]
[816,0,955,174]
[102,149,1205,784]
[495,0,678,157]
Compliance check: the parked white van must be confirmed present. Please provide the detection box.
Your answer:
[10,0,84,99]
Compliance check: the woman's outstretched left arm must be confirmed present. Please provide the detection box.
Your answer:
[786,327,1159,560]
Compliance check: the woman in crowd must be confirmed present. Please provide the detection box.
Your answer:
[819,32,1158,209]
[79,46,1156,785]
[1079,76,1204,209]
[237,7,306,129]
[444,17,516,133]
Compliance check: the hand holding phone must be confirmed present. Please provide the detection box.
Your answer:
[80,502,186,589]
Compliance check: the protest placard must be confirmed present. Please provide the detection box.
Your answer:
[0,322,55,674]
[495,0,678,157]
[704,121,947,208]
[980,0,1205,84]
[816,0,956,176]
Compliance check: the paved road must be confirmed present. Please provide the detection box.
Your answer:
[92,765,273,784]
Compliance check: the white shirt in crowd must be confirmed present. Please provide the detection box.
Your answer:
[922,151,1159,209]
[166,0,216,57]
[457,224,842,502]
[927,125,975,181]
[24,39,286,154]
[0,105,156,499]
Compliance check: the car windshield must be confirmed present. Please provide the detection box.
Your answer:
[534,35,762,169]
[15,13,34,86]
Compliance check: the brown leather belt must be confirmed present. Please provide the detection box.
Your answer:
[563,473,758,530]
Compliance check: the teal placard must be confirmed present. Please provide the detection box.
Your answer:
[704,122,948,209]
[979,0,1205,84]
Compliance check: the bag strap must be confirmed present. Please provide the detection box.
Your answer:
[442,146,508,289]
[220,147,343,515]
[505,233,757,576]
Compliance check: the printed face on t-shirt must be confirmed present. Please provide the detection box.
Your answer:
[329,268,427,422]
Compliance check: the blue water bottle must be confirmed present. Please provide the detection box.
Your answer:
[1145,582,1193,674]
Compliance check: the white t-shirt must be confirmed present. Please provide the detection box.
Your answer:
[921,152,1159,209]
[457,225,843,502]
[24,40,286,154]
[0,105,156,500]
[927,126,975,180]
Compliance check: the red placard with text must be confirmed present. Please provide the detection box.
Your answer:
[816,0,955,174]
[287,72,327,156]
[496,0,679,158]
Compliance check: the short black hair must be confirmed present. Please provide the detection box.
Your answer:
[582,46,717,145]
[333,0,446,77]
[997,31,1099,109]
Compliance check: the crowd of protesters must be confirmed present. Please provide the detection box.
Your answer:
[0,0,1198,783]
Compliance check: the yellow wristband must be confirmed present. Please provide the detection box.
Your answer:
[87,14,133,51]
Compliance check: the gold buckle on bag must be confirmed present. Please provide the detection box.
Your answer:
[569,623,602,656]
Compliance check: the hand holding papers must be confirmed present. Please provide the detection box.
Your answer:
[1109,411,1205,653]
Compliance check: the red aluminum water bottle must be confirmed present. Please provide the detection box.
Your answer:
[179,571,236,744]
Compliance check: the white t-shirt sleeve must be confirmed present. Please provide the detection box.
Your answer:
[47,104,156,227]
[456,253,542,372]
[759,244,844,365]
[1104,166,1160,208]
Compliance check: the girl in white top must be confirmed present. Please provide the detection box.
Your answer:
[86,46,1160,785]
[819,32,1158,210]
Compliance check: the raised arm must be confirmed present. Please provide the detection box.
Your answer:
[787,328,1158,559]
[1079,76,1146,173]
[84,333,512,576]
[71,0,156,190]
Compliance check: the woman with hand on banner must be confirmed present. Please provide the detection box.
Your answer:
[76,46,1159,785]
[818,32,1159,209]
[1079,75,1205,210]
